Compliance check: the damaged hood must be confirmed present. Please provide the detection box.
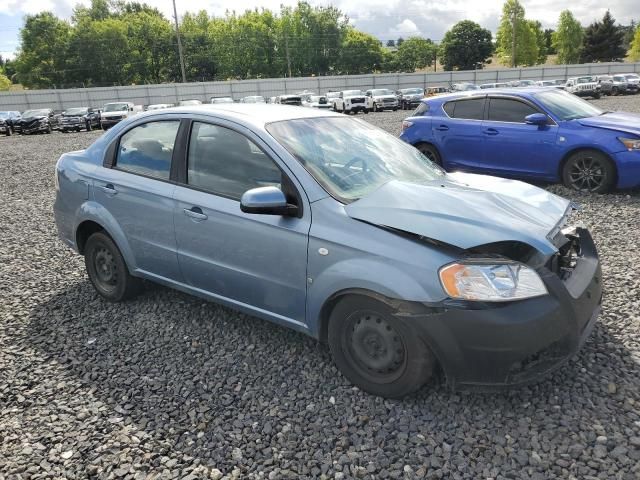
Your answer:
[577,112,640,137]
[345,172,570,255]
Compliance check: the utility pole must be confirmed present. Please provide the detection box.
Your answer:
[285,35,292,78]
[172,0,187,83]
[511,9,517,68]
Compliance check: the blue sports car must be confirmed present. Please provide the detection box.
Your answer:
[400,88,640,193]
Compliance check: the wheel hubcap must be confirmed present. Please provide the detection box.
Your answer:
[348,313,405,376]
[94,247,117,287]
[569,157,605,191]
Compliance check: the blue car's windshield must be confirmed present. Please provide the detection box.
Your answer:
[533,89,603,121]
[267,117,444,202]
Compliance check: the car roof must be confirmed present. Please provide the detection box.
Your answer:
[141,103,340,127]
[425,87,556,102]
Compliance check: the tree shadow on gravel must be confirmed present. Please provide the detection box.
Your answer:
[25,280,640,477]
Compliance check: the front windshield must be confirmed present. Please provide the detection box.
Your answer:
[23,109,49,117]
[343,90,363,96]
[0,112,9,119]
[577,77,595,84]
[371,89,394,95]
[534,89,603,121]
[402,88,423,94]
[104,103,129,112]
[267,117,444,202]
[65,108,88,115]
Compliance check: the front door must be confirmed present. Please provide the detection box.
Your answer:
[173,121,310,325]
[481,96,559,177]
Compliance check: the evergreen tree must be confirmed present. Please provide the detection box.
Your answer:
[581,10,626,62]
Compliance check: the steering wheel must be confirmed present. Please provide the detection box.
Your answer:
[340,156,372,184]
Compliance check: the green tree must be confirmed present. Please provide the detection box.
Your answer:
[629,25,640,61]
[495,0,539,66]
[544,28,556,54]
[552,10,583,64]
[396,37,404,46]
[337,28,383,74]
[386,39,395,47]
[581,10,626,62]
[395,36,436,71]
[0,73,11,90]
[529,20,547,64]
[440,20,493,71]
[621,20,637,49]
[13,12,71,88]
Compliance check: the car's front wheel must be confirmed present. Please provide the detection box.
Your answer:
[328,296,435,398]
[562,149,615,193]
[85,232,142,302]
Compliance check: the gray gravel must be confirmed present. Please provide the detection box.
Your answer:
[1,97,639,479]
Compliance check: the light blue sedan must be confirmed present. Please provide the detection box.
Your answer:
[54,104,602,397]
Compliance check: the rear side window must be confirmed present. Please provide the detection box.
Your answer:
[116,121,180,180]
[187,122,282,200]
[443,98,485,120]
[413,103,429,116]
[487,98,538,123]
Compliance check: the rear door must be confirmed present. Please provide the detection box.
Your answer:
[481,96,559,177]
[432,96,486,170]
[93,119,183,281]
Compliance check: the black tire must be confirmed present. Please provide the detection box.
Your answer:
[416,143,443,167]
[86,121,92,131]
[562,149,615,193]
[593,92,601,99]
[363,108,369,114]
[46,123,52,134]
[393,107,398,111]
[101,123,106,130]
[84,232,142,302]
[328,296,435,398]
[372,104,378,112]
[5,127,11,136]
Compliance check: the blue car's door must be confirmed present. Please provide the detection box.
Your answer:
[172,120,310,326]
[480,96,559,178]
[432,96,486,170]
[93,120,182,281]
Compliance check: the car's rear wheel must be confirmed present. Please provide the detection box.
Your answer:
[85,232,142,302]
[46,123,52,134]
[562,150,615,193]
[328,296,435,398]
[416,143,443,167]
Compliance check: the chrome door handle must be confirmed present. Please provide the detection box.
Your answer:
[100,184,117,195]
[483,128,499,136]
[435,125,449,131]
[183,207,208,221]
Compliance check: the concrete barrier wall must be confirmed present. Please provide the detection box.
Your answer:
[1,62,639,111]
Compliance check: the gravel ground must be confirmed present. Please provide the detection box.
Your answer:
[1,96,639,480]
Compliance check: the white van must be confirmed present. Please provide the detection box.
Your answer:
[100,102,143,129]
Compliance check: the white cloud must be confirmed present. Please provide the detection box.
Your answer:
[0,0,637,55]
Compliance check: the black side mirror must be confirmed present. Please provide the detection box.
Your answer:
[240,186,298,216]
[525,113,549,126]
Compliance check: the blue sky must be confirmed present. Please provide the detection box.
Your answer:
[0,0,636,60]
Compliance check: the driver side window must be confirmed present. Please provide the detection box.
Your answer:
[187,122,283,200]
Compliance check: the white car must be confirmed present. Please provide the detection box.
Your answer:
[326,91,341,110]
[365,89,399,112]
[100,102,142,129]
[146,103,174,111]
[301,94,332,109]
[565,76,601,99]
[210,97,234,104]
[332,90,368,114]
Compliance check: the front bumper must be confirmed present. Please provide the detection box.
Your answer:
[405,228,602,389]
[346,104,367,112]
[101,117,124,127]
[21,123,49,134]
[60,119,86,130]
[374,100,398,109]
[613,150,640,189]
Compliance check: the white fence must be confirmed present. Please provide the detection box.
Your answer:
[1,62,639,112]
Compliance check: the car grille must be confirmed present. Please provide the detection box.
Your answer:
[351,97,365,104]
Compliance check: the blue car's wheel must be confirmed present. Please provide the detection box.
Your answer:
[416,143,443,167]
[562,150,615,194]
[328,296,435,398]
[85,232,142,302]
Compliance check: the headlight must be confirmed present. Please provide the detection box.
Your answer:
[439,261,547,302]
[618,137,640,151]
